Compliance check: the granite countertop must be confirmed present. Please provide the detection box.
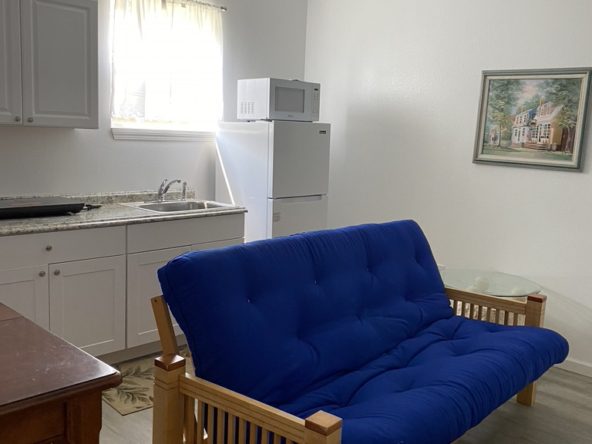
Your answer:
[0,192,246,237]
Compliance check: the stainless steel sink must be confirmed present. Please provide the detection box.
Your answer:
[125,200,231,213]
[139,201,224,212]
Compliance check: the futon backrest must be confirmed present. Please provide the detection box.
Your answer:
[158,220,451,406]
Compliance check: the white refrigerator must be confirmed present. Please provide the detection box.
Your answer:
[216,121,330,242]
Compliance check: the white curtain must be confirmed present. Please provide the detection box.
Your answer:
[111,0,223,131]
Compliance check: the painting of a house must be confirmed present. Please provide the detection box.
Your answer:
[474,69,591,170]
[511,101,567,151]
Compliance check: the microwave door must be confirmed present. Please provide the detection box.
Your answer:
[269,79,316,121]
[271,86,307,121]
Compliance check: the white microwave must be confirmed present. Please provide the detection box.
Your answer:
[237,78,320,122]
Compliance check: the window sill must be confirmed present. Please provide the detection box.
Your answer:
[111,127,216,142]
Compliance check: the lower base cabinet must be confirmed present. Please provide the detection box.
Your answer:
[127,246,190,348]
[0,213,245,356]
[49,255,126,356]
[0,265,49,328]
[127,238,242,348]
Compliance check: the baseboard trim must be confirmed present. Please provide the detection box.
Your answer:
[557,358,592,378]
[98,335,187,365]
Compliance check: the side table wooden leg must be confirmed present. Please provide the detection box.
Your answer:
[517,382,536,406]
[66,391,103,444]
[517,295,546,407]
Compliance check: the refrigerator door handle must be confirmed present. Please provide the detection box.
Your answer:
[273,195,325,203]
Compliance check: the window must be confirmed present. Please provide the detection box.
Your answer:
[111,0,223,137]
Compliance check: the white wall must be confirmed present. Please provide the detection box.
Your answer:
[0,0,308,198]
[221,0,308,121]
[305,0,592,374]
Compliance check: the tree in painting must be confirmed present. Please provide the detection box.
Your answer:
[485,80,520,147]
[543,78,581,153]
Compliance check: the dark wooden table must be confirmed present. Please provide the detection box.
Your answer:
[0,303,121,443]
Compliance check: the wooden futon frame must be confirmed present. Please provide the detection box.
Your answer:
[151,288,546,444]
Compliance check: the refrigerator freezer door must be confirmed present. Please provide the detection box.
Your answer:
[268,121,330,199]
[267,195,328,238]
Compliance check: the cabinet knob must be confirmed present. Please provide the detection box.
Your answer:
[53,269,61,276]
[45,245,53,251]
[39,271,46,277]
[27,117,34,123]
[14,116,21,122]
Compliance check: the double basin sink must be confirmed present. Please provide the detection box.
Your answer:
[125,200,231,214]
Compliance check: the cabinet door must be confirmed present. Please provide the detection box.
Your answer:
[127,246,190,348]
[0,0,22,125]
[49,255,125,356]
[20,0,98,128]
[269,122,331,198]
[268,195,328,238]
[0,266,49,328]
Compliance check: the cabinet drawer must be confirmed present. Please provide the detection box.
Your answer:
[127,213,244,253]
[0,226,126,269]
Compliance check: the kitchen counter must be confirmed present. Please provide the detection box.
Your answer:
[0,192,245,359]
[0,192,245,237]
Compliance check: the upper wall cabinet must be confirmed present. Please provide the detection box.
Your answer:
[0,1,22,125]
[0,0,98,129]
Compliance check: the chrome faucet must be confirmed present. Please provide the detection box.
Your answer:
[181,181,187,200]
[157,179,182,201]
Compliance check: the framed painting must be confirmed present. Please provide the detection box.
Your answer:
[473,68,591,170]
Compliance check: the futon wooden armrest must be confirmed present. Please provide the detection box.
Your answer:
[445,286,546,327]
[154,352,342,444]
[151,295,343,443]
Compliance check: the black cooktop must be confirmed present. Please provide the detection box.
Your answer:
[0,197,86,219]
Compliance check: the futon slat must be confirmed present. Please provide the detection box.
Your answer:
[185,396,196,444]
[249,423,257,444]
[227,413,236,444]
[238,418,247,443]
[217,408,225,444]
[197,399,206,444]
[207,404,214,444]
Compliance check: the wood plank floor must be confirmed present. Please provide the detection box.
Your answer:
[457,367,592,444]
[100,367,592,443]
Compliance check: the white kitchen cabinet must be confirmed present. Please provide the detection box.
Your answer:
[127,214,244,253]
[0,226,125,355]
[0,226,126,270]
[0,0,98,128]
[0,0,22,125]
[0,265,49,328]
[0,212,245,357]
[49,255,126,356]
[127,246,190,348]
[127,238,243,348]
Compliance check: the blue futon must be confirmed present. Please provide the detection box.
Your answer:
[157,220,568,444]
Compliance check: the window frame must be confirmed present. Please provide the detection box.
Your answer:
[110,127,215,142]
[109,0,222,142]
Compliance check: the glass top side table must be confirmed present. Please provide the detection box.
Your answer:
[440,268,541,298]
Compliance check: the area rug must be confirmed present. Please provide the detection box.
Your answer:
[103,347,194,415]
